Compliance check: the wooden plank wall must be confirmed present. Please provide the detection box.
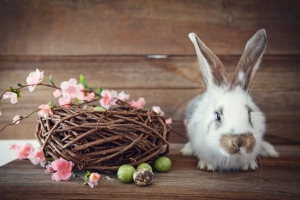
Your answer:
[0,0,300,145]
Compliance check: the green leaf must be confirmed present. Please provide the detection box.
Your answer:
[9,87,14,92]
[72,174,77,178]
[97,87,103,95]
[84,171,91,180]
[50,79,55,86]
[48,74,55,86]
[16,90,21,98]
[46,102,52,106]
[51,107,56,111]
[93,106,106,111]
[17,83,22,87]
[80,74,89,89]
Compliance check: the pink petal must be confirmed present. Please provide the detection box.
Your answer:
[53,170,72,181]
[53,89,62,98]
[26,69,44,92]
[85,92,95,101]
[12,115,21,124]
[166,118,172,125]
[51,172,62,181]
[68,78,77,85]
[59,94,72,108]
[28,148,46,166]
[45,164,55,173]
[17,143,34,160]
[183,119,188,127]
[88,180,98,188]
[28,85,36,92]
[152,106,164,116]
[8,143,17,150]
[117,91,130,101]
[89,173,101,182]
[3,92,11,99]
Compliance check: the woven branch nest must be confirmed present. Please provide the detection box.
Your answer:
[35,106,170,172]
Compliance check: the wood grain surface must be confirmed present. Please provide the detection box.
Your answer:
[1,55,299,144]
[0,0,300,55]
[0,144,299,199]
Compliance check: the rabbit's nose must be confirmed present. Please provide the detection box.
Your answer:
[233,138,243,148]
[220,133,256,155]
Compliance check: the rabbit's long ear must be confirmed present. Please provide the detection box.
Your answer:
[189,33,227,89]
[230,29,267,91]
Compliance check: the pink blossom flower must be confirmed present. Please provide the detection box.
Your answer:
[38,104,53,118]
[183,119,188,127]
[28,147,46,167]
[117,91,130,102]
[3,91,18,104]
[129,97,146,109]
[99,90,117,109]
[17,143,34,160]
[88,173,101,188]
[8,143,17,150]
[59,93,72,108]
[45,164,55,173]
[85,92,95,101]
[60,78,80,99]
[88,179,99,188]
[152,106,164,116]
[77,84,95,102]
[51,157,74,181]
[166,118,172,125]
[12,115,21,124]
[53,89,62,98]
[26,68,44,92]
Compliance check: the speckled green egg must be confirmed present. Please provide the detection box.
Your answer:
[137,163,152,172]
[153,156,172,172]
[117,164,135,183]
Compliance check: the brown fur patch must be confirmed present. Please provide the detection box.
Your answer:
[220,133,256,155]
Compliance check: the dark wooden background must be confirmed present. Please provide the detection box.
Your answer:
[0,0,300,145]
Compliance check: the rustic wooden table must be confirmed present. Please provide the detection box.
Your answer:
[0,144,299,199]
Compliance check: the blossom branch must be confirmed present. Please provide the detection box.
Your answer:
[0,109,40,131]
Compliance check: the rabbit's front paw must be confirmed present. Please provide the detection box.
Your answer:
[240,161,258,171]
[260,141,279,157]
[181,142,193,156]
[198,160,215,171]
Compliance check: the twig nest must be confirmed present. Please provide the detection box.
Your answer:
[35,106,170,172]
[133,168,154,186]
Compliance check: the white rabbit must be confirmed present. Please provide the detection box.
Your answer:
[181,29,279,171]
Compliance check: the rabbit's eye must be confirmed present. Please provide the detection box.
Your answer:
[249,112,253,126]
[215,112,221,122]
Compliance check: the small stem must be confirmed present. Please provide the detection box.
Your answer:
[0,109,39,132]
[0,83,61,100]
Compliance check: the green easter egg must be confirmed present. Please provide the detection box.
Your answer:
[137,163,152,172]
[117,164,135,183]
[153,156,172,172]
[93,106,106,111]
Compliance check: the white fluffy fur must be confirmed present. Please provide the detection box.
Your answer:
[181,30,279,171]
